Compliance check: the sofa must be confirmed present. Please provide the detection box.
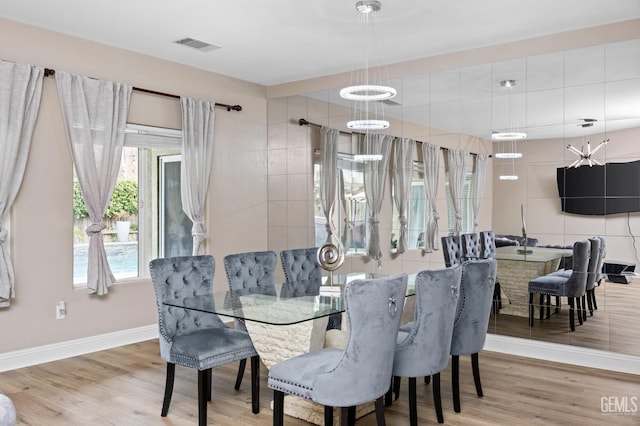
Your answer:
[0,391,16,426]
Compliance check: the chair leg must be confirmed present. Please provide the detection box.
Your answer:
[198,369,209,426]
[235,358,246,390]
[409,377,417,426]
[555,296,561,313]
[528,293,534,327]
[393,375,401,400]
[452,355,461,413]
[375,396,386,426]
[273,390,284,426]
[576,297,584,325]
[587,289,595,315]
[581,295,587,322]
[206,368,212,401]
[424,375,431,385]
[347,406,356,425]
[161,363,175,417]
[545,294,551,319]
[568,297,576,331]
[324,406,334,426]
[432,372,444,424]
[592,287,598,310]
[250,355,260,414]
[471,353,483,398]
[385,380,393,407]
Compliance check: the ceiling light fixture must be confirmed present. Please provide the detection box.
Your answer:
[341,0,395,131]
[492,79,527,141]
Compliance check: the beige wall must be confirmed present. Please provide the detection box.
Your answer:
[0,18,268,353]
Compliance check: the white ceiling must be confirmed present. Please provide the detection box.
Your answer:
[1,0,640,86]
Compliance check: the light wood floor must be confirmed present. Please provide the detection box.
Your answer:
[1,339,638,425]
[488,279,640,356]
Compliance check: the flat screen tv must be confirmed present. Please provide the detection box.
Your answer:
[557,160,640,215]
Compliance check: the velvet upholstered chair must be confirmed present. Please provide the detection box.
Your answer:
[460,233,480,259]
[480,230,502,313]
[279,247,322,298]
[441,235,461,267]
[223,250,277,389]
[450,259,497,413]
[390,265,462,425]
[149,255,260,426]
[527,240,590,331]
[268,274,408,426]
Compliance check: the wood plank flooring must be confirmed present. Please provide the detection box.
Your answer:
[1,339,638,425]
[488,279,640,356]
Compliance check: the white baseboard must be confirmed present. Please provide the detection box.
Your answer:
[1,326,638,376]
[485,334,640,375]
[0,325,158,373]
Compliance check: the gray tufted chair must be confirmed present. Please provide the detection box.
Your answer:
[480,230,502,313]
[441,235,461,267]
[223,250,277,389]
[528,240,590,331]
[280,247,322,297]
[149,255,260,426]
[592,235,606,311]
[390,266,462,425]
[460,233,480,259]
[450,259,497,413]
[268,273,408,426]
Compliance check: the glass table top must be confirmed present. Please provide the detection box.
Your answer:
[163,272,415,326]
[495,246,572,262]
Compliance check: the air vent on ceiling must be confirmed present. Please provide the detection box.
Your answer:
[174,37,221,52]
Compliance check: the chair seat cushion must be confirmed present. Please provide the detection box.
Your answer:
[528,275,567,296]
[549,269,571,278]
[170,328,257,370]
[267,348,342,400]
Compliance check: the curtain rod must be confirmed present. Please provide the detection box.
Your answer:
[43,68,242,112]
[299,118,490,158]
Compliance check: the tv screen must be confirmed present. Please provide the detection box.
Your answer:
[557,160,640,215]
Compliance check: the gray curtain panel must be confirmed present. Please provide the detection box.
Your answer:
[363,133,393,261]
[445,149,469,235]
[0,61,44,307]
[56,71,131,296]
[337,169,349,249]
[319,126,339,240]
[180,97,215,255]
[421,142,440,253]
[392,137,415,254]
[471,154,488,232]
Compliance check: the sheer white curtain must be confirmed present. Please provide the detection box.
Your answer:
[180,97,215,255]
[0,61,43,307]
[319,127,339,240]
[56,71,131,295]
[364,133,393,261]
[471,154,488,232]
[392,138,415,254]
[445,149,469,235]
[421,142,440,253]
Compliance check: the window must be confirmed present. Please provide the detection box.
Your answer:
[313,154,368,255]
[72,124,191,286]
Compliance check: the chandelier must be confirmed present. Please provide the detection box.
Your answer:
[493,79,526,180]
[341,0,396,131]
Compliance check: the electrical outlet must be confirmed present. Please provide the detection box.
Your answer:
[56,301,66,319]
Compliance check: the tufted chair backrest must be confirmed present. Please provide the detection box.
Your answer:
[223,251,278,330]
[393,265,462,378]
[280,248,322,297]
[451,259,497,356]
[311,273,407,407]
[595,236,606,283]
[564,240,590,298]
[460,233,480,259]
[441,235,461,267]
[585,238,601,292]
[149,255,225,361]
[479,230,496,259]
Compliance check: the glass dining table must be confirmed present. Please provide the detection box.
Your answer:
[162,271,415,425]
[163,272,416,326]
